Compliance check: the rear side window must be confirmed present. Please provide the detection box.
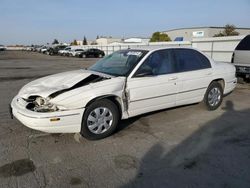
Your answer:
[235,35,250,50]
[174,49,211,72]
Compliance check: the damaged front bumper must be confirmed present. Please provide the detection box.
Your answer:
[10,96,84,133]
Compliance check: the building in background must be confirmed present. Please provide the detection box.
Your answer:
[76,40,94,46]
[96,37,122,45]
[123,37,150,44]
[162,27,250,41]
[76,40,83,46]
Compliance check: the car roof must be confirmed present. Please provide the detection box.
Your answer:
[129,46,196,52]
[127,46,214,64]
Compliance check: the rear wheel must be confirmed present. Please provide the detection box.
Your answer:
[82,54,86,58]
[204,82,223,111]
[81,99,119,140]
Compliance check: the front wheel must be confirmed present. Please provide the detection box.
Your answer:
[81,99,119,140]
[204,82,223,111]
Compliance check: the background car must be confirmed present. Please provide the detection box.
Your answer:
[58,46,71,56]
[48,45,68,55]
[78,48,105,58]
[231,35,250,81]
[68,49,84,57]
[0,45,7,51]
[39,46,50,54]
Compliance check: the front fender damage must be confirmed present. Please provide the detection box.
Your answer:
[50,77,127,111]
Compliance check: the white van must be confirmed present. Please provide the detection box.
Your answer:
[231,35,250,80]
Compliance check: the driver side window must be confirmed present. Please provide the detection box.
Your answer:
[134,49,176,77]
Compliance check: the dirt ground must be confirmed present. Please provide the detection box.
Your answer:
[0,51,250,188]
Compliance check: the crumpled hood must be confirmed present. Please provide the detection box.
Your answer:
[18,69,111,98]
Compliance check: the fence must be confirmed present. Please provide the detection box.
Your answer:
[72,35,245,62]
[71,41,192,56]
[192,35,244,62]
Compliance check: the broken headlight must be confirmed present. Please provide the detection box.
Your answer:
[26,96,60,112]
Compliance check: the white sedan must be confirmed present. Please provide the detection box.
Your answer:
[68,49,84,57]
[58,47,71,56]
[10,47,237,140]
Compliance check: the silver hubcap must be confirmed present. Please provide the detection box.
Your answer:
[87,107,113,134]
[208,87,221,107]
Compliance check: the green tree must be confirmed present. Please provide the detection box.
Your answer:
[96,35,99,39]
[71,39,78,46]
[83,36,88,45]
[150,32,171,42]
[52,39,59,44]
[214,24,239,37]
[91,41,98,45]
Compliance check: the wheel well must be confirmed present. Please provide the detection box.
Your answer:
[211,79,225,90]
[85,95,122,118]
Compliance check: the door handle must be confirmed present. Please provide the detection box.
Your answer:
[169,77,178,81]
[206,72,212,75]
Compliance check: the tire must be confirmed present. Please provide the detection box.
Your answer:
[82,54,86,58]
[98,54,103,58]
[204,82,223,111]
[81,99,119,140]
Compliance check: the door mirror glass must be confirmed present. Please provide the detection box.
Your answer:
[135,66,153,77]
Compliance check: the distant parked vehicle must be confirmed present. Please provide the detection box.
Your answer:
[26,47,33,51]
[40,46,49,54]
[31,45,42,52]
[58,47,71,56]
[231,35,250,80]
[0,45,7,51]
[48,45,68,55]
[78,48,105,58]
[68,49,85,57]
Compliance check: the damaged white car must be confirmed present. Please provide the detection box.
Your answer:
[10,47,237,140]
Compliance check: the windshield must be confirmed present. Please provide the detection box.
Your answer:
[88,50,148,76]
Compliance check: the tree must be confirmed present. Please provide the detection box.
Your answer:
[83,36,88,45]
[91,41,98,45]
[70,39,78,46]
[96,35,99,39]
[150,32,171,42]
[52,39,59,44]
[214,24,239,37]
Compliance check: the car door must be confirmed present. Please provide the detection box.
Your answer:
[173,49,213,106]
[126,49,179,117]
[88,49,95,57]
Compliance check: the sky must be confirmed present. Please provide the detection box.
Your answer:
[0,0,250,45]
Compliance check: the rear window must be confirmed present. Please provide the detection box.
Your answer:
[235,35,250,50]
[173,49,211,72]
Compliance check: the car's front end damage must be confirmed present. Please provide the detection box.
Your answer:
[10,69,126,133]
[11,96,84,133]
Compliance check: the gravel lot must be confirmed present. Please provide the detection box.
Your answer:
[0,51,250,188]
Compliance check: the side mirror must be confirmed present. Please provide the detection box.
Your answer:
[135,67,153,77]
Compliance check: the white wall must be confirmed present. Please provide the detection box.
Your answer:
[72,41,191,57]
[192,35,245,62]
[73,35,246,62]
[6,46,26,50]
